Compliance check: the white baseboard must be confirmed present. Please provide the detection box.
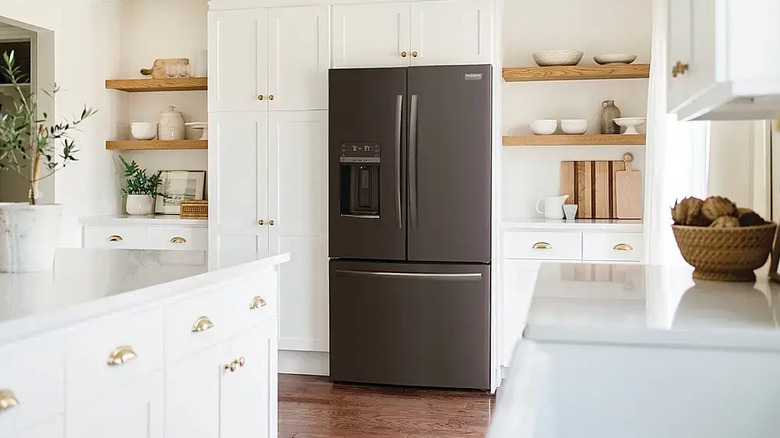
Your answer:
[279,350,329,376]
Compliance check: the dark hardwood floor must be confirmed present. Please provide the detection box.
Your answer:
[279,374,496,438]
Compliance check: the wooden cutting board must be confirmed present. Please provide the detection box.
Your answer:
[615,153,642,219]
[560,159,625,219]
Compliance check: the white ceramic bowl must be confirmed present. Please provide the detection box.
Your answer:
[593,53,637,65]
[530,119,558,135]
[532,50,584,67]
[560,119,589,135]
[613,117,647,134]
[130,122,157,140]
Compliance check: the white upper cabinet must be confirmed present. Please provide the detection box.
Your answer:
[410,0,493,66]
[668,0,780,120]
[268,6,330,110]
[332,2,411,68]
[209,9,268,112]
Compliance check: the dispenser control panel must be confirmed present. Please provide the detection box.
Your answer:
[340,143,381,164]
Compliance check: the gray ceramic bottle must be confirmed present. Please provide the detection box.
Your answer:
[600,100,621,134]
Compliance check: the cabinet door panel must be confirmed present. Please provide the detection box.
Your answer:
[411,0,493,65]
[212,235,268,269]
[667,0,692,111]
[501,261,540,369]
[268,6,330,110]
[209,10,268,112]
[332,3,411,68]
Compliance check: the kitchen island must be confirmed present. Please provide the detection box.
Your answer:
[0,249,289,438]
[489,263,780,438]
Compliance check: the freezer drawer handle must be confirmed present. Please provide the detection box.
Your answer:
[334,270,482,281]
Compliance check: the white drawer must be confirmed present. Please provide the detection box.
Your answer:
[84,225,148,249]
[66,308,164,407]
[148,226,208,251]
[583,232,644,262]
[0,337,65,435]
[504,231,582,260]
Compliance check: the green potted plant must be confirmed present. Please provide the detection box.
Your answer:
[0,51,95,272]
[119,156,161,215]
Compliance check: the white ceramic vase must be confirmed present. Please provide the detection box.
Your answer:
[126,195,154,215]
[0,203,62,273]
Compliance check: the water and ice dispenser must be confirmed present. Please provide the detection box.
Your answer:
[339,143,380,217]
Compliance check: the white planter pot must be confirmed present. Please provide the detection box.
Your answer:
[126,195,154,215]
[0,203,62,273]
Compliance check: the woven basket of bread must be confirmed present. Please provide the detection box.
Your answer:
[180,200,208,219]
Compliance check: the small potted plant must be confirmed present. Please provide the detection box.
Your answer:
[119,156,161,215]
[0,51,95,272]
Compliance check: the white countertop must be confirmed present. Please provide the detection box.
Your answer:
[81,214,207,227]
[502,218,643,232]
[525,263,780,351]
[0,249,289,345]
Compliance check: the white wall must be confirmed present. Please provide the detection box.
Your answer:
[502,0,652,219]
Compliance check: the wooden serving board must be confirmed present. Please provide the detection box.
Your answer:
[560,159,625,219]
[615,153,642,219]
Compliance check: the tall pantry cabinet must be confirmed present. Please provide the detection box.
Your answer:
[208,5,330,353]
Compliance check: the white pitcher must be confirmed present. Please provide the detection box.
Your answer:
[536,195,570,219]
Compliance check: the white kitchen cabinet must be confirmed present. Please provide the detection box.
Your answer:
[333,0,494,68]
[210,6,329,112]
[66,372,164,438]
[410,0,493,66]
[667,0,780,120]
[500,260,540,370]
[82,217,208,251]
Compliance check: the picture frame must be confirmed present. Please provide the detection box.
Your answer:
[155,170,206,215]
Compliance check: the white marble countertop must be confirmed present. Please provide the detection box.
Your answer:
[502,218,643,232]
[81,214,207,227]
[525,263,780,351]
[0,249,289,345]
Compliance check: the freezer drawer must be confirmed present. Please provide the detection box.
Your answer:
[329,260,490,390]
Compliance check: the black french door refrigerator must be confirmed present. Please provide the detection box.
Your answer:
[329,65,491,390]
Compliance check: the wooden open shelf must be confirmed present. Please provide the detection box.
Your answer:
[503,64,650,82]
[503,134,646,147]
[105,77,207,92]
[106,140,208,151]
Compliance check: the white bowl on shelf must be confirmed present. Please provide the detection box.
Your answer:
[532,50,583,67]
[560,119,589,135]
[130,122,157,140]
[530,120,558,135]
[613,117,647,135]
[593,53,637,65]
[185,122,209,140]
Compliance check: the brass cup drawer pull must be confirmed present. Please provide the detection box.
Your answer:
[170,236,187,244]
[108,235,123,242]
[532,242,552,250]
[672,61,689,78]
[107,345,137,366]
[613,243,634,252]
[192,316,215,333]
[0,389,19,413]
[250,296,268,310]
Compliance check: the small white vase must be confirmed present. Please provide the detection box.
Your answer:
[126,195,154,215]
[0,203,62,273]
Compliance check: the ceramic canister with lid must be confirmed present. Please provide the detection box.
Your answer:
[158,105,185,140]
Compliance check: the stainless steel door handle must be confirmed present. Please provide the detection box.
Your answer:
[409,94,419,229]
[395,94,403,229]
[334,270,481,281]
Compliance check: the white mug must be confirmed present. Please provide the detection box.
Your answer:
[536,195,570,220]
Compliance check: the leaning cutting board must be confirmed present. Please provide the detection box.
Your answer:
[615,153,642,219]
[560,155,641,220]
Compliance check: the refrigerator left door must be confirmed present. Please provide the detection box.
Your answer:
[329,68,408,260]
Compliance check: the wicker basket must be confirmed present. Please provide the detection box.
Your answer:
[180,200,208,219]
[672,223,777,282]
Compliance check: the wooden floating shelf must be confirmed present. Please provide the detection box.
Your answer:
[503,64,650,82]
[105,77,207,92]
[106,140,208,151]
[503,134,646,147]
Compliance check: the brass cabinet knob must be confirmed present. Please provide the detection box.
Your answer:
[238,357,245,367]
[258,220,264,226]
[269,220,275,226]
[672,61,689,78]
[107,345,137,366]
[258,94,264,101]
[401,51,408,58]
[268,95,275,101]
[225,361,237,373]
[412,51,419,58]
[192,316,215,333]
[0,389,19,412]
[250,296,267,309]
[613,243,634,251]
[170,236,187,244]
[108,235,123,242]
[532,242,552,250]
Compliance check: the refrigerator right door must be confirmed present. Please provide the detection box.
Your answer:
[407,65,492,263]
